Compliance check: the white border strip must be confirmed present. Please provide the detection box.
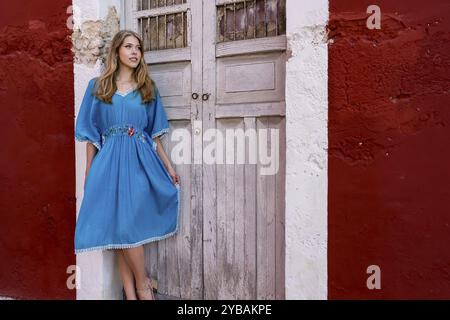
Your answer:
[74,0,122,300]
[285,0,329,299]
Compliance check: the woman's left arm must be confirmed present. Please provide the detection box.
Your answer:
[153,137,180,186]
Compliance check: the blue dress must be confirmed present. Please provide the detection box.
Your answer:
[74,78,180,254]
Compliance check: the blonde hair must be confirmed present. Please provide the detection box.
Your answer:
[94,30,155,104]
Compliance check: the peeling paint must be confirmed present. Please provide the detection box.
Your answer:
[287,25,328,61]
[72,6,119,66]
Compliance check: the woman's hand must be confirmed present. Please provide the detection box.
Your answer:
[167,167,180,186]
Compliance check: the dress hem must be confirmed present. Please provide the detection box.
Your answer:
[74,184,181,255]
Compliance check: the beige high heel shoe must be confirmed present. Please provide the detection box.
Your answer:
[136,278,156,300]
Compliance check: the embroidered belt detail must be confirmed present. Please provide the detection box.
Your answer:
[101,125,147,144]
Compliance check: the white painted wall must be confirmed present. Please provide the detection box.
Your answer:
[72,0,99,30]
[73,0,122,300]
[100,0,121,19]
[285,0,329,299]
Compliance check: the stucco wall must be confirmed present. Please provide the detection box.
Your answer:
[285,0,329,299]
[328,0,450,298]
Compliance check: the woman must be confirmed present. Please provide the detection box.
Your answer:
[74,30,181,300]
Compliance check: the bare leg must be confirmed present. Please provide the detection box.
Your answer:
[117,249,137,300]
[122,245,154,300]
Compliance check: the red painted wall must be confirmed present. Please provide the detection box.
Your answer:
[329,0,450,298]
[0,0,76,299]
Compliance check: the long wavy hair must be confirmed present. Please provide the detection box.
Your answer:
[94,30,155,104]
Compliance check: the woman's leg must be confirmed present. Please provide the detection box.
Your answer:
[122,245,154,300]
[117,249,138,300]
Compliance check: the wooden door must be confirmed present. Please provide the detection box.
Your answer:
[125,0,286,299]
[202,0,286,299]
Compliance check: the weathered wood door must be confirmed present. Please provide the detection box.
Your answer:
[125,0,286,299]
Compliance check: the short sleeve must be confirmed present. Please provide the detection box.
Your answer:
[74,78,102,151]
[146,86,170,145]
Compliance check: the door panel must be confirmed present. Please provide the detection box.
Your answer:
[215,118,256,299]
[217,52,286,104]
[150,61,192,119]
